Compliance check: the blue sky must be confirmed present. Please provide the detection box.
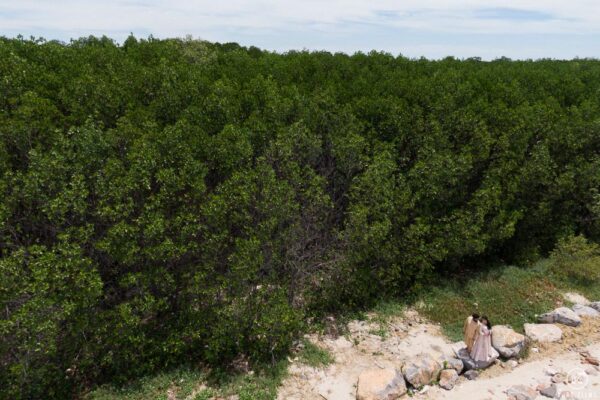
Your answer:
[1,0,599,59]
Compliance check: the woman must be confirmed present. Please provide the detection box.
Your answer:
[470,316,492,363]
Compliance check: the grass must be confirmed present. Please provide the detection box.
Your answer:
[86,368,209,400]
[296,340,334,367]
[86,361,289,400]
[417,263,564,341]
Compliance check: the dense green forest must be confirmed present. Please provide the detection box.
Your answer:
[1,35,599,399]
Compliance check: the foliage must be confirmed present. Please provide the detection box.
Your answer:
[549,234,600,282]
[1,35,600,398]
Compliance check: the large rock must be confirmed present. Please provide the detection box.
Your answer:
[452,342,498,370]
[506,385,537,400]
[439,356,464,374]
[356,368,407,400]
[572,304,600,317]
[524,323,563,343]
[590,302,600,312]
[538,307,581,327]
[438,369,459,390]
[401,354,442,387]
[491,325,526,358]
[563,292,590,305]
[539,383,559,398]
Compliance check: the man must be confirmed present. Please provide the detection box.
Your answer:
[463,313,480,353]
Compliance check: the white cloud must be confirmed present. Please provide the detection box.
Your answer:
[1,0,599,58]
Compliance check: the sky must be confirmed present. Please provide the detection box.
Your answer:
[1,0,599,60]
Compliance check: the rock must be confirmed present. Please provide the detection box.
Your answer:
[544,366,559,376]
[491,325,526,358]
[439,356,464,374]
[506,360,518,369]
[539,383,559,398]
[453,344,498,370]
[572,304,600,317]
[590,302,600,312]
[464,370,479,380]
[524,323,563,343]
[584,356,599,366]
[585,366,599,376]
[563,292,590,305]
[401,354,442,387]
[506,385,537,400]
[356,368,407,400]
[438,369,459,390]
[538,307,581,327]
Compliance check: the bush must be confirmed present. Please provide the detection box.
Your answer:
[549,235,600,283]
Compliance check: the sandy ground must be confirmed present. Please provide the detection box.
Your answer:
[277,308,600,400]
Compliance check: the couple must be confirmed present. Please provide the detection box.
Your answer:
[463,313,493,363]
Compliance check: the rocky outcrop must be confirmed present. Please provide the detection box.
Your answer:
[356,368,407,400]
[491,325,526,358]
[590,302,600,312]
[401,354,441,387]
[524,323,562,342]
[538,307,581,327]
[439,356,464,374]
[438,369,459,390]
[572,304,600,317]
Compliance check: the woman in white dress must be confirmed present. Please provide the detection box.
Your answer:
[470,316,492,362]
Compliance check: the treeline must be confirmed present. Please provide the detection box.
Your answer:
[1,35,599,398]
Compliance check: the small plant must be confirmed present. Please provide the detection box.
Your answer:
[297,340,334,368]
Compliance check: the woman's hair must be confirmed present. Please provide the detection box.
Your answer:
[480,315,492,329]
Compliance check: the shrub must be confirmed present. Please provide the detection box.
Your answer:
[549,235,600,282]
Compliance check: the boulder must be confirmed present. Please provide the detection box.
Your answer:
[524,323,563,343]
[464,370,479,380]
[438,369,459,390]
[506,385,537,400]
[563,292,590,305]
[440,356,464,374]
[453,342,498,370]
[356,368,407,400]
[590,302,600,312]
[539,383,559,399]
[401,354,442,387]
[572,304,600,317]
[538,307,581,327]
[491,325,526,358]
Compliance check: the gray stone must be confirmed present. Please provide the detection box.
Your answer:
[590,301,600,312]
[439,356,464,374]
[453,344,498,370]
[464,370,479,380]
[506,385,537,400]
[538,307,581,327]
[572,304,600,317]
[356,368,407,400]
[539,383,559,398]
[438,369,459,390]
[524,323,563,343]
[491,325,526,358]
[401,354,442,387]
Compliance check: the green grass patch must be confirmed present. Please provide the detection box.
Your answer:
[297,340,334,368]
[86,368,208,400]
[417,264,563,341]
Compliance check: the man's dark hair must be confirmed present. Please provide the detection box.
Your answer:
[472,313,480,320]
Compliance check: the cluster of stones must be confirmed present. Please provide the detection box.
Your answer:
[356,298,600,399]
